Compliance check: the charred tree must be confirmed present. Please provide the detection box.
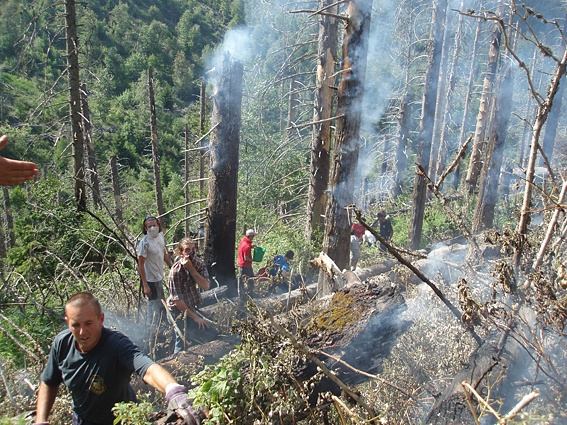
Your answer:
[148,66,165,226]
[465,11,503,195]
[110,155,124,230]
[306,0,338,240]
[65,0,86,212]
[80,84,101,209]
[472,61,514,233]
[318,0,371,297]
[407,0,448,250]
[453,14,483,190]
[204,54,243,297]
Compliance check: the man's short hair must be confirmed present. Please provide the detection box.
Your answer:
[377,212,384,218]
[285,250,294,260]
[66,292,102,316]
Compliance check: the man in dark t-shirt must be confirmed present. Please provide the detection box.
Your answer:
[35,292,205,425]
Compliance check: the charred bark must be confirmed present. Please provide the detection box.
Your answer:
[110,155,124,230]
[472,59,514,233]
[148,67,165,226]
[306,0,338,240]
[407,0,448,250]
[204,54,243,297]
[318,0,371,297]
[465,14,503,195]
[65,0,86,212]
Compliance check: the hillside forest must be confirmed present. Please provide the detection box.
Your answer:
[1,0,567,423]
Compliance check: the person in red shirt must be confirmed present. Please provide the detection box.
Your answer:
[237,229,257,296]
[351,221,365,239]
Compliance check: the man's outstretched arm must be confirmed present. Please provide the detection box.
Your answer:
[35,381,59,424]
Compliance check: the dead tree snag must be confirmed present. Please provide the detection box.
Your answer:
[204,54,243,297]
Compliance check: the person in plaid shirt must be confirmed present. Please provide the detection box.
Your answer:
[166,237,217,353]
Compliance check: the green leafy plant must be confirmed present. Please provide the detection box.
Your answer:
[111,401,155,425]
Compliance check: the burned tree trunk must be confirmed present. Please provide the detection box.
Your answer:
[473,37,515,233]
[65,0,86,212]
[306,0,338,240]
[148,67,165,225]
[110,155,124,230]
[407,0,447,250]
[453,15,483,190]
[80,84,101,209]
[465,11,503,195]
[204,54,243,297]
[318,0,371,297]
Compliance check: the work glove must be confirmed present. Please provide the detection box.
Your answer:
[165,385,204,425]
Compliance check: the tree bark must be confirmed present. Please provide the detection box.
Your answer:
[110,155,124,230]
[407,0,448,250]
[465,14,503,195]
[472,60,514,233]
[318,0,371,297]
[80,84,100,209]
[453,14,483,190]
[306,0,338,240]
[148,66,165,226]
[65,0,86,212]
[204,54,243,297]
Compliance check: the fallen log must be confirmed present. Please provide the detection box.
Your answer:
[424,325,520,425]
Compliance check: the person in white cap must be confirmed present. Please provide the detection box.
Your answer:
[237,229,257,296]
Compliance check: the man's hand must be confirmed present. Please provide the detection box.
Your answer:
[165,385,204,425]
[143,283,152,297]
[193,316,210,330]
[0,135,39,186]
